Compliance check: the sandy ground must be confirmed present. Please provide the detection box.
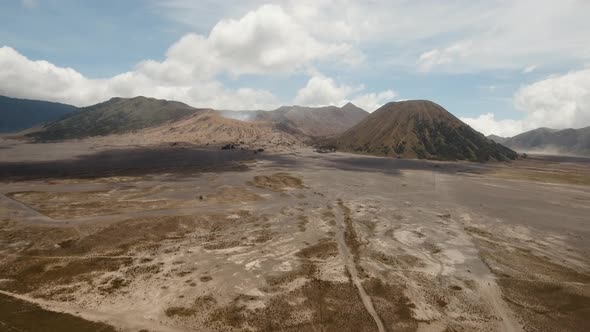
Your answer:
[0,139,589,332]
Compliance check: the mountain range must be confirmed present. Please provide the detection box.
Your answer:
[1,95,523,161]
[253,103,368,137]
[488,127,590,156]
[216,103,368,137]
[15,96,369,148]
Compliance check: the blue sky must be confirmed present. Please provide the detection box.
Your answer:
[0,0,182,76]
[1,0,589,136]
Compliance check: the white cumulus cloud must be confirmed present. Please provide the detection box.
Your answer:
[0,46,280,109]
[462,68,590,137]
[138,4,359,82]
[294,75,395,111]
[350,91,397,113]
[460,113,526,138]
[294,76,360,107]
[154,1,590,73]
[0,3,371,110]
[514,68,590,130]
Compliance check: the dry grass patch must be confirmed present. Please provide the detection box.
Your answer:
[363,277,418,332]
[249,172,304,191]
[98,276,130,294]
[297,215,309,232]
[265,261,318,287]
[371,251,424,269]
[0,256,132,293]
[471,230,590,332]
[0,293,117,332]
[209,278,377,332]
[490,168,590,186]
[499,278,590,332]
[205,186,262,204]
[7,186,179,219]
[165,295,217,318]
[338,200,366,277]
[165,306,198,317]
[0,224,79,254]
[296,239,339,260]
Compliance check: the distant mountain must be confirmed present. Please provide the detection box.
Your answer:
[490,127,590,156]
[25,96,368,145]
[253,102,369,137]
[28,96,199,141]
[487,134,507,144]
[0,95,77,133]
[331,100,517,161]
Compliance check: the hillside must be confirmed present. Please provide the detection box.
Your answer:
[0,95,77,133]
[129,109,301,148]
[254,102,368,137]
[332,100,517,161]
[28,96,199,141]
[493,127,590,156]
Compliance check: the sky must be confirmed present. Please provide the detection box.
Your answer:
[1,0,590,137]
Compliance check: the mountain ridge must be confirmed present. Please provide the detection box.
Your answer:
[27,96,203,141]
[20,96,368,142]
[254,103,368,137]
[488,127,590,156]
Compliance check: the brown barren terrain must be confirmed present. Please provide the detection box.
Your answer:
[0,139,588,331]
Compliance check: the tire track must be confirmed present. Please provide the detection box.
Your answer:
[335,201,386,332]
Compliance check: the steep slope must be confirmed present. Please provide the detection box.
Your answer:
[254,103,368,137]
[501,127,590,156]
[0,95,77,133]
[333,100,517,161]
[28,96,199,141]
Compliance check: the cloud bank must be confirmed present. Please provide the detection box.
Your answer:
[293,75,395,111]
[0,4,377,110]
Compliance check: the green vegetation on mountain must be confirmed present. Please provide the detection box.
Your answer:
[28,96,198,141]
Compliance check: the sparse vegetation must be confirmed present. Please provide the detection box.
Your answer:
[28,96,197,141]
[296,239,339,259]
[249,172,304,191]
[363,278,418,331]
[0,293,117,332]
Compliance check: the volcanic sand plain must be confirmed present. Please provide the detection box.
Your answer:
[0,139,589,332]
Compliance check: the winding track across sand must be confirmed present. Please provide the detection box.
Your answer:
[476,277,522,332]
[335,203,386,332]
